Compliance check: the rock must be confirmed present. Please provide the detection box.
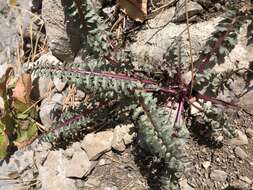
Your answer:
[39,93,64,128]
[16,151,34,173]
[103,186,118,190]
[42,0,82,61]
[240,91,253,115]
[84,178,101,188]
[31,76,54,100]
[112,124,136,152]
[81,131,113,160]
[190,101,202,115]
[53,77,67,92]
[130,8,220,65]
[202,161,211,170]
[234,147,248,160]
[179,179,195,190]
[214,3,222,11]
[38,150,79,190]
[98,158,111,166]
[0,183,27,190]
[227,130,249,145]
[229,181,250,190]
[174,0,203,22]
[239,176,252,184]
[196,0,212,9]
[65,151,91,178]
[210,170,228,182]
[245,128,253,138]
[39,166,78,190]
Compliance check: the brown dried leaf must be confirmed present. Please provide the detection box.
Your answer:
[117,0,147,22]
[12,74,32,104]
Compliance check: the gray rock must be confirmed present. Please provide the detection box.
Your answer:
[16,151,34,173]
[196,0,212,9]
[245,128,253,138]
[112,124,136,152]
[240,91,253,115]
[214,3,222,11]
[39,166,78,190]
[31,76,54,100]
[227,130,249,145]
[179,179,195,190]
[130,8,220,65]
[53,77,67,92]
[174,0,203,22]
[239,176,252,184]
[229,181,250,190]
[103,186,118,190]
[0,183,27,190]
[202,161,211,170]
[234,147,248,160]
[210,170,228,182]
[65,151,91,178]
[81,131,113,160]
[39,93,64,128]
[84,178,101,188]
[42,0,82,62]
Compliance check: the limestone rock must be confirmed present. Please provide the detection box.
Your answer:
[112,124,136,152]
[0,183,27,190]
[245,128,253,138]
[53,76,67,92]
[42,0,82,61]
[39,93,64,128]
[227,130,249,145]
[202,161,211,170]
[84,178,101,188]
[81,131,113,160]
[31,76,54,100]
[179,179,195,190]
[174,0,203,22]
[234,147,248,160]
[65,151,91,178]
[39,166,78,190]
[210,170,228,182]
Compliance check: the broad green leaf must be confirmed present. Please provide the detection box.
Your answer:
[15,122,38,148]
[0,128,9,159]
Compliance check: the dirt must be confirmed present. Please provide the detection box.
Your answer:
[83,111,253,190]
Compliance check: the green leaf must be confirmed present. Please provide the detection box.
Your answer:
[0,128,9,159]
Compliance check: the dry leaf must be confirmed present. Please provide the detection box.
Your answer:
[12,74,32,104]
[117,0,147,22]
[0,64,12,97]
[9,0,16,6]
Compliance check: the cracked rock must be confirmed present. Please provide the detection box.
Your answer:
[112,124,136,152]
[81,131,113,160]
[174,0,203,22]
[234,147,248,160]
[65,151,91,178]
[227,130,249,145]
[210,170,228,182]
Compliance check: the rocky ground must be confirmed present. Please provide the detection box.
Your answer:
[0,0,253,190]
